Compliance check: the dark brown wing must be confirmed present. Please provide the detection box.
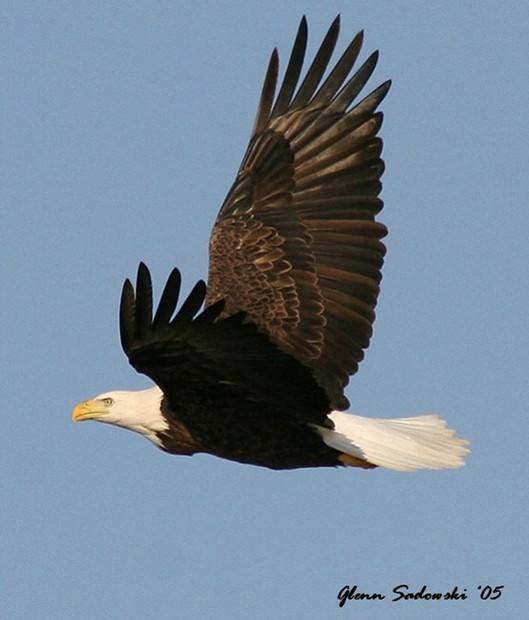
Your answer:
[120,263,330,424]
[206,16,390,409]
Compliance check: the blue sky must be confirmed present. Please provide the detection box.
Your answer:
[2,1,527,618]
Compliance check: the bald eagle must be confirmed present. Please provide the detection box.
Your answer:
[72,16,469,471]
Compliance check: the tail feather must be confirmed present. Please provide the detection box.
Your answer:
[317,412,469,472]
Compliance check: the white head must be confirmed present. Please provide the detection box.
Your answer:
[72,386,168,447]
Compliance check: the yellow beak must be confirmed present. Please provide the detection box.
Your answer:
[72,399,105,422]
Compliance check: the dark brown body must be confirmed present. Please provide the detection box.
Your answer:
[158,398,343,469]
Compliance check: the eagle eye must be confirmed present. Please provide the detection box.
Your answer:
[102,397,114,407]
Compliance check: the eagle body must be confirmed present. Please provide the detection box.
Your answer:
[73,16,469,472]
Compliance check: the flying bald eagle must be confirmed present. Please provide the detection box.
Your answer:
[72,16,469,471]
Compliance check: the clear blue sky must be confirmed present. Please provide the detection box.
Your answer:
[2,2,527,618]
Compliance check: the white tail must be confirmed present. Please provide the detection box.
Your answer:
[317,412,469,472]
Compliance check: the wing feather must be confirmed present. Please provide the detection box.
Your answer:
[152,268,181,329]
[270,17,308,118]
[288,16,340,110]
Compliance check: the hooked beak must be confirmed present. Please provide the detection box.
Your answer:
[72,399,106,422]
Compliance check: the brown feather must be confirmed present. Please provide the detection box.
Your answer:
[207,17,390,409]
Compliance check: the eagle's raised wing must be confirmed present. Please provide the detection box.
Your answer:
[206,16,390,409]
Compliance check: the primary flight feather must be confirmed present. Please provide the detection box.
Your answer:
[73,16,469,471]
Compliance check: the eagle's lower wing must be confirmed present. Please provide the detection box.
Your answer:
[206,17,390,409]
[120,263,330,424]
